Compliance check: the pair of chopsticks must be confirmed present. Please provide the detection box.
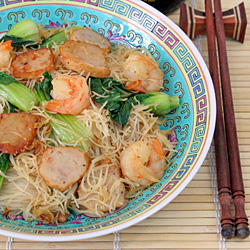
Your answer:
[205,0,249,239]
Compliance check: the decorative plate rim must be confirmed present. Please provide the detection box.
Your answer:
[0,0,216,241]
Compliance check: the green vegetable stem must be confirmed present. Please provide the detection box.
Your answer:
[0,153,10,190]
[0,72,39,112]
[90,77,180,126]
[137,92,180,116]
[49,114,92,151]
[35,72,93,151]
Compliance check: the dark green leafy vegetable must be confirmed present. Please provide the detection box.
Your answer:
[0,153,10,189]
[1,35,39,48]
[0,72,39,112]
[1,32,67,49]
[2,103,18,114]
[8,103,18,113]
[90,77,179,126]
[35,72,93,151]
[35,71,53,103]
[91,78,138,126]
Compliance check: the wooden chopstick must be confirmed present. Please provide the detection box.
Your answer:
[204,0,249,239]
[213,0,249,239]
[204,0,234,239]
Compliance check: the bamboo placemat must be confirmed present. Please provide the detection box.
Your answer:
[1,0,250,249]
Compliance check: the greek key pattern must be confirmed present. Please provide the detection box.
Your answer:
[196,95,207,126]
[0,0,212,236]
[147,181,178,204]
[173,42,188,61]
[191,124,206,153]
[99,0,131,15]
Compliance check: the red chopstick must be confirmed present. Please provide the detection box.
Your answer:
[204,0,234,238]
[205,0,249,239]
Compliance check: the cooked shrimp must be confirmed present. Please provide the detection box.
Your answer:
[0,40,13,68]
[59,40,110,78]
[10,48,54,79]
[122,52,163,93]
[44,75,90,115]
[70,28,112,54]
[120,139,165,186]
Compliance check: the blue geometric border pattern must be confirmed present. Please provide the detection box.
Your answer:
[99,0,131,16]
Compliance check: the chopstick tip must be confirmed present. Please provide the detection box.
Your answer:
[236,225,250,239]
[221,225,235,239]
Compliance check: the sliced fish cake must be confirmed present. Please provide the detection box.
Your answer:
[70,28,112,53]
[59,40,110,78]
[10,48,54,79]
[0,113,38,155]
[39,146,89,192]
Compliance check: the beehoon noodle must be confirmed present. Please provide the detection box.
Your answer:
[0,26,175,222]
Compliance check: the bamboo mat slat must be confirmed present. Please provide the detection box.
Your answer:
[120,225,218,234]
[1,0,249,249]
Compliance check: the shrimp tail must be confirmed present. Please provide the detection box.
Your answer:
[125,81,147,93]
[138,166,160,183]
[0,40,13,52]
[44,99,67,114]
[150,139,165,160]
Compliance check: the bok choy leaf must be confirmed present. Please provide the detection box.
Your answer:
[0,153,10,190]
[0,72,38,112]
[90,77,179,126]
[35,72,93,151]
[1,19,82,49]
[91,78,137,126]
[1,19,39,48]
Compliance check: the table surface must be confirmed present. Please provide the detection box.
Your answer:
[1,0,250,249]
